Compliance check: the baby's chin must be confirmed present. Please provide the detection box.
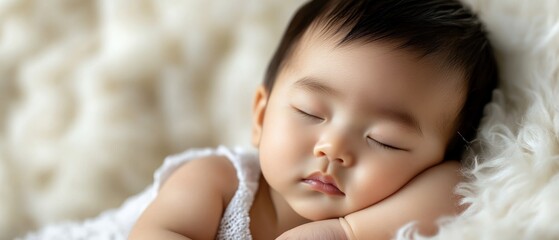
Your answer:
[290,200,356,221]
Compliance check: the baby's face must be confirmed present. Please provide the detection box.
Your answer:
[252,31,465,220]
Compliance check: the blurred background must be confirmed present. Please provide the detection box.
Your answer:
[0,0,301,238]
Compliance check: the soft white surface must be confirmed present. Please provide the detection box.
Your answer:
[0,0,557,239]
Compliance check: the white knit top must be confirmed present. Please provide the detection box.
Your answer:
[152,146,261,239]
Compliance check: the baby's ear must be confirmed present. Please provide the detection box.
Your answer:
[251,85,269,147]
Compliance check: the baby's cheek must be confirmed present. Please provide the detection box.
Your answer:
[348,163,410,209]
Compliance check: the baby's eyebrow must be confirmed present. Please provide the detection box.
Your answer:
[374,106,423,137]
[293,77,342,98]
[293,76,423,136]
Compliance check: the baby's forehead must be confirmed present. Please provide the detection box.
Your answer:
[281,27,467,135]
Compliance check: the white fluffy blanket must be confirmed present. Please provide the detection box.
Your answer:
[0,0,557,239]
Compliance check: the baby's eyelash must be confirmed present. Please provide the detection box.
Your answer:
[294,108,323,121]
[367,137,400,151]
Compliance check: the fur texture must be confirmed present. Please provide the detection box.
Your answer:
[399,0,559,239]
[0,0,557,239]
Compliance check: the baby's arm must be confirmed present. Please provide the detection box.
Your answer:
[277,160,463,240]
[128,156,238,240]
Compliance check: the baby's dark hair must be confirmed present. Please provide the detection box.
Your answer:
[263,0,499,160]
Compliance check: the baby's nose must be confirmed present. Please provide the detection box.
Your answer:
[313,131,354,166]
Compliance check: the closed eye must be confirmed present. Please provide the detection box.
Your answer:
[367,137,402,151]
[293,107,324,121]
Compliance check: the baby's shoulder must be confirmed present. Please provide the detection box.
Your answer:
[162,155,240,204]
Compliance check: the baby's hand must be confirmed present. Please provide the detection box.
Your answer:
[275,219,348,240]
